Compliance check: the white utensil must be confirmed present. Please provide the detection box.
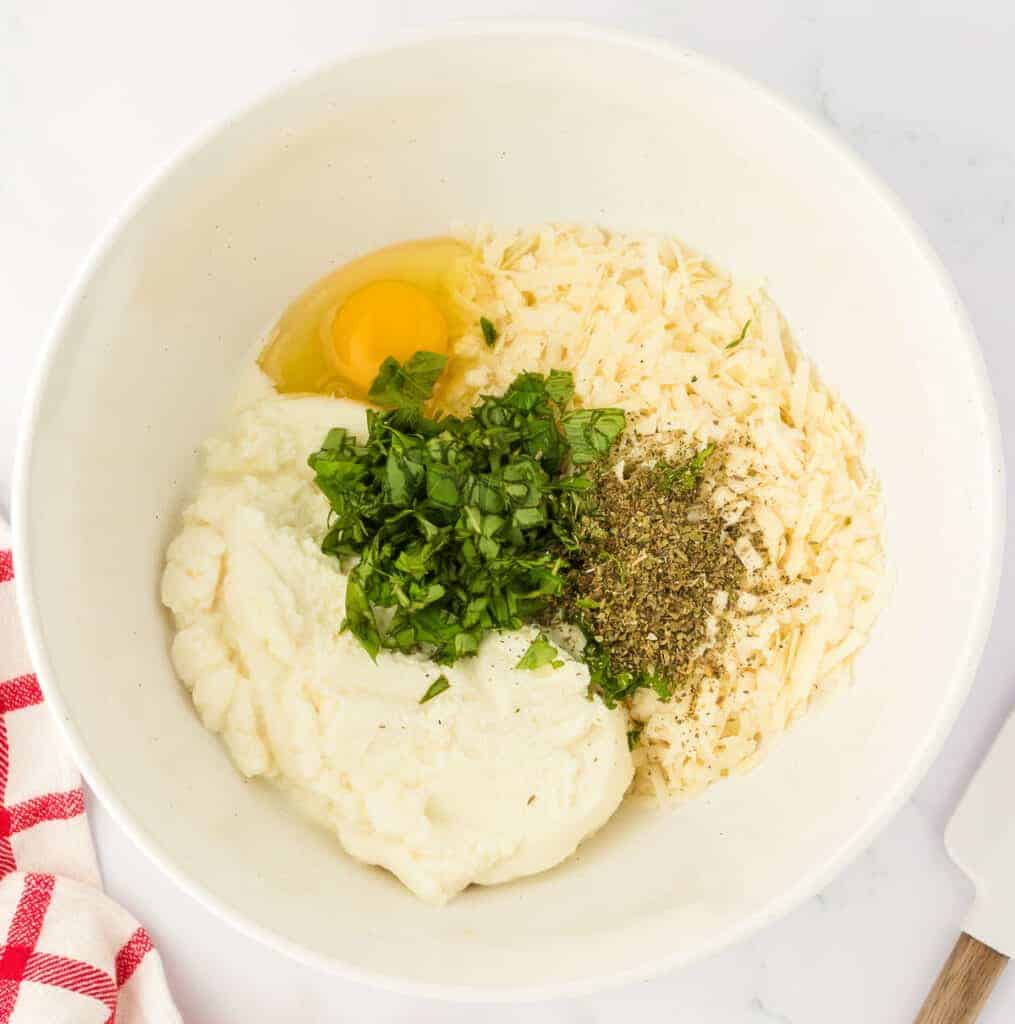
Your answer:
[917,711,1015,1022]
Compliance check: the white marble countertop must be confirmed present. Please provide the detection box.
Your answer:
[2,2,1013,1020]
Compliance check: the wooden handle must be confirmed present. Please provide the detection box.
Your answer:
[915,932,1009,1023]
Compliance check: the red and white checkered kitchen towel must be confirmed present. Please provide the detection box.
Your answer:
[0,519,180,1023]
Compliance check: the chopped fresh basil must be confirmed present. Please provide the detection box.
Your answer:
[560,408,627,465]
[368,350,448,408]
[309,354,626,667]
[480,316,499,348]
[655,443,716,496]
[343,575,381,660]
[726,319,751,350]
[516,635,560,671]
[419,674,450,704]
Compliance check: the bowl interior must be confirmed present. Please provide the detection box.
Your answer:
[15,28,1001,996]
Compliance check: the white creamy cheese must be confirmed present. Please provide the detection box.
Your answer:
[161,378,633,904]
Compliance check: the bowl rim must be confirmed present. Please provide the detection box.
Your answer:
[11,18,1005,1002]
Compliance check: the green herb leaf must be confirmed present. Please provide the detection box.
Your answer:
[627,726,643,750]
[480,316,499,348]
[343,573,381,660]
[516,634,559,671]
[648,673,675,701]
[561,408,627,465]
[726,319,751,350]
[655,443,716,495]
[545,369,575,406]
[573,627,684,709]
[368,351,448,408]
[419,674,450,704]
[321,427,350,451]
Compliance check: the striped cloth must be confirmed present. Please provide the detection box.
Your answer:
[0,520,180,1022]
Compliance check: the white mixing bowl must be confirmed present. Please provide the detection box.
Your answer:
[12,23,1003,1000]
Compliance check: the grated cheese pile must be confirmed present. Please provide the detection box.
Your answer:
[441,223,887,799]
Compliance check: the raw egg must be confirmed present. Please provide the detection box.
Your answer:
[258,237,474,401]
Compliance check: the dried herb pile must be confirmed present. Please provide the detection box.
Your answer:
[557,444,745,707]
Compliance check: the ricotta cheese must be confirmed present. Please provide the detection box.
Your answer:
[162,379,633,903]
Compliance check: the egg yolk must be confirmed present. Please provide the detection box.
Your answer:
[258,237,473,401]
[330,280,449,397]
